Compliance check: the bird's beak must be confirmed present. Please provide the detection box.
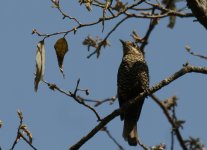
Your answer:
[119,39,125,45]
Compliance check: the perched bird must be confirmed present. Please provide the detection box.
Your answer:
[117,40,149,146]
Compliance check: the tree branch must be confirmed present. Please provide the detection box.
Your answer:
[69,64,207,150]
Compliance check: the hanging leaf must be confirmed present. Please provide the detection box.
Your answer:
[54,37,68,78]
[34,40,45,92]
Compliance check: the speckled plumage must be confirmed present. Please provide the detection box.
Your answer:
[117,40,149,146]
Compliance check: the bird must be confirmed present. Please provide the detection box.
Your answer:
[117,40,149,146]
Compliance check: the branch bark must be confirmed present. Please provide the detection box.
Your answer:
[186,0,207,29]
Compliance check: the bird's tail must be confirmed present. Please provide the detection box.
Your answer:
[123,119,138,146]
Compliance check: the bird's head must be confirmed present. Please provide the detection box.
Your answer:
[120,39,144,56]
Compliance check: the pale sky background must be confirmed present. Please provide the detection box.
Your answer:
[0,1,207,150]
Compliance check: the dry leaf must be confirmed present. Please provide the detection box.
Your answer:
[34,40,45,92]
[17,110,23,121]
[54,37,68,78]
[82,36,97,48]
[20,124,33,144]
[113,0,126,12]
[79,0,93,11]
[0,120,3,128]
[131,30,145,43]
[52,0,59,7]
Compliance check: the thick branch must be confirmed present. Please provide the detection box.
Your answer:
[69,64,207,150]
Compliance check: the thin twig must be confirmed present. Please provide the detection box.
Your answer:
[150,94,187,150]
[10,111,37,150]
[186,48,207,60]
[102,127,125,150]
[57,7,81,25]
[42,79,101,121]
[171,129,174,150]
[33,0,193,41]
[18,132,37,150]
[33,8,125,39]
[137,137,148,150]
[83,95,117,107]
